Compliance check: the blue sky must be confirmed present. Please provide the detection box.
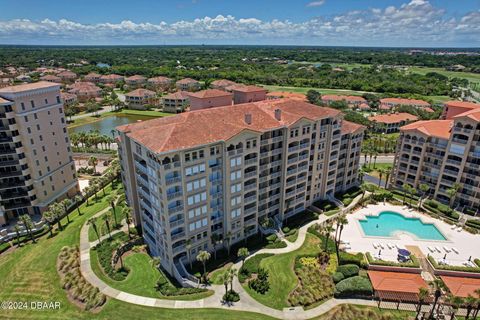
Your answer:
[0,0,479,46]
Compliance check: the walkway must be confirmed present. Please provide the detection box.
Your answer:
[78,192,398,319]
[70,105,114,120]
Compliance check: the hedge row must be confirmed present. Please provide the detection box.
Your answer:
[427,255,480,273]
[334,276,373,298]
[339,252,367,268]
[93,233,130,281]
[366,252,420,268]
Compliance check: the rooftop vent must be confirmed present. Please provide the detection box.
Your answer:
[275,109,282,121]
[245,113,252,125]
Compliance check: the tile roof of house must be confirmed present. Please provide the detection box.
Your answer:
[400,119,453,139]
[176,78,199,84]
[148,76,172,83]
[341,120,366,134]
[380,98,430,106]
[0,81,60,93]
[126,75,146,81]
[454,108,480,122]
[322,95,366,102]
[40,74,61,81]
[58,70,77,77]
[61,92,77,100]
[67,82,101,94]
[445,100,480,110]
[118,98,341,154]
[85,72,101,78]
[266,91,307,101]
[162,91,190,100]
[358,103,370,109]
[368,112,419,124]
[368,271,428,294]
[187,89,232,99]
[231,85,267,93]
[100,74,124,80]
[441,276,480,298]
[211,79,237,87]
[125,88,156,97]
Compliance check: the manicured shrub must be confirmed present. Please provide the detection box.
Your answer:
[93,233,130,281]
[339,252,366,267]
[282,227,290,234]
[155,279,208,296]
[266,234,277,242]
[337,264,360,278]
[427,255,480,273]
[239,253,273,283]
[332,272,345,283]
[248,268,270,294]
[223,290,240,302]
[366,252,420,268]
[334,276,373,298]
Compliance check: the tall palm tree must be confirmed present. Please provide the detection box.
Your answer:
[60,198,72,224]
[13,224,21,247]
[384,166,392,189]
[88,156,99,174]
[429,282,442,320]
[372,151,378,169]
[196,250,211,283]
[416,287,430,320]
[465,295,477,319]
[447,295,463,320]
[446,182,461,208]
[185,239,193,270]
[335,215,348,262]
[50,203,63,231]
[419,183,430,207]
[210,233,219,260]
[19,214,35,243]
[123,206,133,239]
[237,247,249,267]
[42,210,55,237]
[228,268,237,292]
[74,195,83,215]
[103,213,112,240]
[225,231,232,256]
[377,168,386,187]
[88,218,100,242]
[106,194,118,227]
[221,270,229,296]
[324,224,334,252]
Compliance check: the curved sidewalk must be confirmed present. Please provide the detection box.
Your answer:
[79,193,376,319]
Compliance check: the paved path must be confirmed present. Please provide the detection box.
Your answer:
[78,192,401,319]
[70,105,115,120]
[360,155,394,165]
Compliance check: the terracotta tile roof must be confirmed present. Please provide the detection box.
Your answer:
[125,88,156,98]
[187,89,232,99]
[401,119,453,139]
[118,98,341,154]
[58,70,77,77]
[444,101,480,110]
[380,98,430,106]
[176,78,199,84]
[358,103,370,109]
[454,108,480,122]
[232,85,266,93]
[100,74,124,80]
[441,276,480,298]
[61,92,77,100]
[163,91,190,100]
[148,76,172,83]
[341,120,366,134]
[368,112,418,124]
[368,271,428,294]
[126,75,146,81]
[40,74,61,81]
[85,72,101,78]
[322,95,366,103]
[266,91,307,101]
[211,79,237,87]
[0,81,60,93]
[424,107,434,113]
[67,82,101,95]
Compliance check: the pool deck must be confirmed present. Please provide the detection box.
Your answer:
[342,204,480,267]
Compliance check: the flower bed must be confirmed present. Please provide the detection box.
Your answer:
[92,233,130,281]
[427,255,480,273]
[366,252,420,268]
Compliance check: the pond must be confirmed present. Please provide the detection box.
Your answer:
[68,114,157,136]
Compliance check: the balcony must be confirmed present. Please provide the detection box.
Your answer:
[165,176,181,185]
[244,195,257,204]
[245,171,257,179]
[272,136,283,143]
[286,179,296,187]
[169,218,185,228]
[244,183,257,191]
[168,205,184,214]
[245,158,258,166]
[167,191,183,200]
[287,157,298,164]
[244,207,256,215]
[0,148,16,155]
[452,137,468,144]
[171,232,185,242]
[443,169,459,177]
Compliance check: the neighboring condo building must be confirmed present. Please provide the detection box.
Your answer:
[321,95,366,108]
[116,99,364,276]
[0,82,79,225]
[125,75,147,89]
[232,85,267,104]
[188,89,232,111]
[211,79,237,91]
[391,102,480,214]
[67,82,102,102]
[125,89,158,110]
[176,78,201,92]
[368,112,419,133]
[148,76,173,92]
[161,91,190,113]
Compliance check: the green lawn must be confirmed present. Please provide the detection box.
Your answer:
[311,304,416,320]
[408,66,480,85]
[88,202,127,242]
[90,251,214,300]
[243,233,322,310]
[208,262,233,285]
[111,109,173,117]
[364,163,393,180]
[0,183,272,320]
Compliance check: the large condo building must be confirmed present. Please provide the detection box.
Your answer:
[391,101,480,214]
[117,99,365,276]
[0,82,79,225]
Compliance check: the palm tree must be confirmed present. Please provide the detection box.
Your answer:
[324,223,334,252]
[50,203,63,231]
[372,151,378,169]
[196,250,211,283]
[384,166,392,189]
[74,195,83,215]
[404,185,416,208]
[221,270,229,297]
[88,156,99,174]
[13,224,21,247]
[419,183,430,207]
[472,288,480,319]
[446,182,461,208]
[60,198,72,224]
[416,287,430,320]
[210,233,220,260]
[429,282,442,320]
[42,210,55,237]
[225,231,232,256]
[123,206,133,239]
[106,194,118,227]
[237,247,250,266]
[360,182,368,199]
[335,215,348,262]
[402,184,410,205]
[465,295,477,319]
[113,239,124,268]
[88,218,100,242]
[185,239,193,270]
[228,268,237,292]
[103,213,112,240]
[19,214,35,243]
[447,295,463,320]
[377,168,386,187]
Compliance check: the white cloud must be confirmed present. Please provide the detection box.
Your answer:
[0,1,477,46]
[306,1,326,7]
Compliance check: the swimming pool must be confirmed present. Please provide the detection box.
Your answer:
[359,211,447,241]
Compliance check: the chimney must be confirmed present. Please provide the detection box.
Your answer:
[274,109,282,121]
[245,113,252,125]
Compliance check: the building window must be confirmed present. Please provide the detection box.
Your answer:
[230,157,242,167]
[230,170,241,181]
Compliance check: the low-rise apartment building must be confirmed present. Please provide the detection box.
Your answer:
[0,82,79,225]
[61,92,78,106]
[211,79,237,91]
[368,112,418,133]
[125,75,147,89]
[391,105,480,214]
[232,85,267,104]
[67,82,102,102]
[40,75,62,83]
[148,77,173,92]
[188,89,232,111]
[100,74,124,85]
[84,72,102,83]
[379,98,431,111]
[125,89,158,110]
[161,91,190,113]
[176,78,200,92]
[442,101,480,119]
[57,71,77,83]
[321,95,366,108]
[116,98,364,276]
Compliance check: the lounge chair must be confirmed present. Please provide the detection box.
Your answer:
[451,225,457,230]
[379,243,385,249]
[452,247,459,254]
[373,243,379,249]
[456,226,463,232]
[443,246,451,253]
[387,243,394,249]
[427,247,435,253]
[435,246,441,253]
